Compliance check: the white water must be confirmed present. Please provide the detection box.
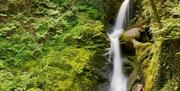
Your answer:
[109,0,130,91]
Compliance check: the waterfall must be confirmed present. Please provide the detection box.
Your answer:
[108,0,130,91]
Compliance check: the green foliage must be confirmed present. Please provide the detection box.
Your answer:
[61,13,106,49]
[138,0,180,91]
[140,0,180,40]
[0,0,107,91]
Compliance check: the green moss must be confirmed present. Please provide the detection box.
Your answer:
[144,42,160,91]
[0,47,102,91]
[37,48,94,90]
[0,0,107,91]
[131,1,180,91]
[61,13,106,49]
[159,76,180,91]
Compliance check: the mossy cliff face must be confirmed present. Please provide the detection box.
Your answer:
[0,0,108,90]
[127,0,180,91]
[102,0,124,24]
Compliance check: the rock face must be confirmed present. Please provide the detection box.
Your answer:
[127,27,180,91]
[152,39,180,91]
[123,0,180,91]
[102,0,123,24]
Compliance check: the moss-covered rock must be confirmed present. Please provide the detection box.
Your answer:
[0,0,108,91]
[102,0,124,24]
[127,0,180,91]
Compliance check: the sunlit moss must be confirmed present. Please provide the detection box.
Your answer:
[133,1,180,91]
[0,0,107,91]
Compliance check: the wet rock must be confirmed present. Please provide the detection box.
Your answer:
[132,83,144,91]
[102,0,123,24]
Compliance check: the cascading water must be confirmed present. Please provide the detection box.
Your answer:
[108,0,130,91]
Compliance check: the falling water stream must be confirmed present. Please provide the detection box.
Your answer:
[108,0,130,91]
